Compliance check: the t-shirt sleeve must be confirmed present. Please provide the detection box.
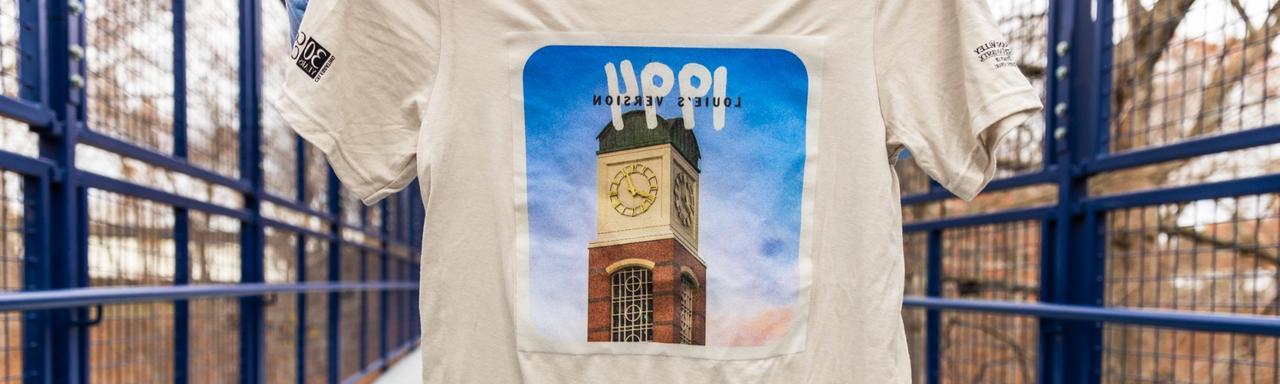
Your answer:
[275,0,441,205]
[875,0,1043,201]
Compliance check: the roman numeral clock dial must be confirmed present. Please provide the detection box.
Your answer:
[674,171,695,227]
[608,163,659,217]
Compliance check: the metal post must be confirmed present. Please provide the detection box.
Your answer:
[326,170,341,384]
[357,246,367,371]
[294,96,308,384]
[379,200,390,362]
[36,0,88,381]
[1057,0,1107,382]
[1037,1,1072,383]
[924,229,942,384]
[173,0,188,161]
[296,137,306,202]
[21,173,51,384]
[171,1,190,381]
[357,204,368,371]
[295,232,308,384]
[411,183,423,343]
[18,0,50,383]
[237,1,265,382]
[173,208,190,384]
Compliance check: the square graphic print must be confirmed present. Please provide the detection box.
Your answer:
[519,44,813,351]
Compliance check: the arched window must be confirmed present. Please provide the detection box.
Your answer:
[610,266,652,342]
[679,275,695,344]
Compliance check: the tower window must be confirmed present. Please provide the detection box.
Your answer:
[610,266,653,342]
[679,275,695,344]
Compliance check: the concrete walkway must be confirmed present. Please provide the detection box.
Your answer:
[373,347,422,383]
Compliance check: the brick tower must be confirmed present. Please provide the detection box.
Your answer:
[587,111,706,345]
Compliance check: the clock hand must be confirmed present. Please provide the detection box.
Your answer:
[634,186,653,199]
[628,174,656,199]
[624,173,640,197]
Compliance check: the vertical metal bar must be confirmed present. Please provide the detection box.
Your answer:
[72,187,89,384]
[357,247,367,371]
[390,258,398,350]
[357,203,368,372]
[173,208,190,384]
[409,183,419,250]
[172,0,188,159]
[1058,0,1107,382]
[294,61,308,384]
[413,182,424,250]
[399,189,411,348]
[237,1,265,383]
[393,259,401,349]
[924,229,942,384]
[296,136,306,202]
[399,193,409,243]
[1038,219,1061,384]
[326,170,341,384]
[405,258,410,348]
[1090,2,1117,382]
[413,262,420,341]
[37,0,87,381]
[21,174,50,384]
[17,0,45,107]
[295,233,307,384]
[18,0,49,382]
[171,1,190,381]
[379,200,390,361]
[410,182,423,343]
[385,196,396,352]
[394,243,404,348]
[1038,0,1073,383]
[1093,0,1116,163]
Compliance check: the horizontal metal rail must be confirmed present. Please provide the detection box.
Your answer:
[1087,124,1280,174]
[1084,173,1280,211]
[904,297,1280,336]
[78,171,251,220]
[79,128,253,193]
[901,168,1060,205]
[0,282,418,312]
[902,173,1279,232]
[261,216,334,241]
[77,172,409,253]
[0,149,56,177]
[902,205,1055,232]
[0,96,54,127]
[902,125,1280,205]
[262,192,336,221]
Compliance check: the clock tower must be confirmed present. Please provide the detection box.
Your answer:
[587,111,706,345]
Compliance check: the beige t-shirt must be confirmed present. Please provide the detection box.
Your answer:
[277,0,1041,382]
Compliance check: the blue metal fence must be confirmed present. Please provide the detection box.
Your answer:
[0,0,422,383]
[900,0,1280,383]
[1,0,1277,383]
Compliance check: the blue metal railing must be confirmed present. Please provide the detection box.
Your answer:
[1,0,1277,383]
[0,1,421,383]
[901,0,1280,383]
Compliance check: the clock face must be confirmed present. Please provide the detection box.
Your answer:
[608,163,659,217]
[673,171,696,227]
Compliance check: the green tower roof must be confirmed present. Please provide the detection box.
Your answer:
[597,110,701,169]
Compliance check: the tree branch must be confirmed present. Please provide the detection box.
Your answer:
[942,317,1036,384]
[1169,225,1279,266]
